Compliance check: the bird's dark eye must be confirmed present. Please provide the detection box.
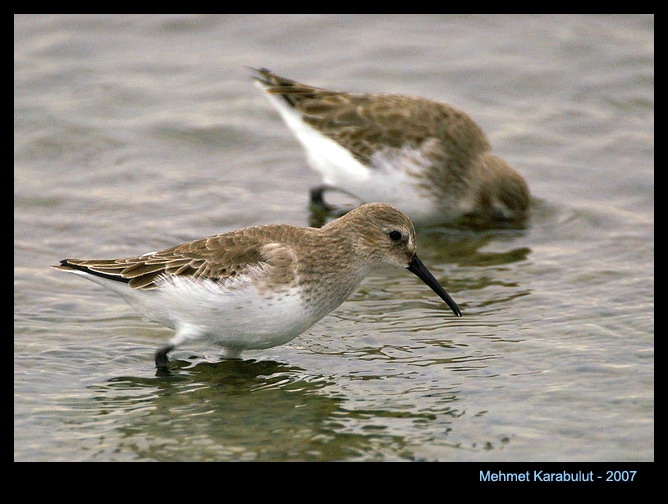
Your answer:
[388,230,402,241]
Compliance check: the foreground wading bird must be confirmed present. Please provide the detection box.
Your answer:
[54,203,462,373]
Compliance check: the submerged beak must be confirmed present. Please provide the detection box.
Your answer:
[407,255,462,317]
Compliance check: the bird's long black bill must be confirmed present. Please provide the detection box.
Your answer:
[407,255,462,317]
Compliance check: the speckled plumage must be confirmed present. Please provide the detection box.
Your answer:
[251,67,530,228]
[53,203,461,372]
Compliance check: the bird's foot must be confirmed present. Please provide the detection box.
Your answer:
[155,345,174,376]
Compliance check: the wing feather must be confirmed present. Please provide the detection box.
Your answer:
[55,225,300,290]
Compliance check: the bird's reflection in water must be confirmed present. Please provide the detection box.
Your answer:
[81,355,466,461]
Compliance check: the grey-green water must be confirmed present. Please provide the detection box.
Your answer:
[14,14,653,462]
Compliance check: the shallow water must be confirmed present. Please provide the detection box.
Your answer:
[14,14,653,462]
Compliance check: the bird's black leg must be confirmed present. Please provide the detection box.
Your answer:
[309,185,364,227]
[310,185,364,216]
[155,345,174,375]
[310,185,337,211]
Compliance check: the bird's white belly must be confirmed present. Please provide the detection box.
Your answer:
[77,272,326,352]
[146,277,323,350]
[311,144,441,224]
